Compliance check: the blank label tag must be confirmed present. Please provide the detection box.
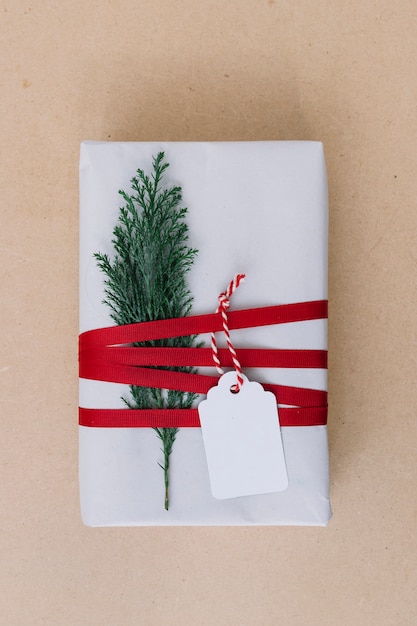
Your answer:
[198,372,288,499]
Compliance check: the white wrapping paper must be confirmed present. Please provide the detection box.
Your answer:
[79,141,331,526]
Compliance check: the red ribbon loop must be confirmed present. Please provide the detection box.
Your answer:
[79,300,328,428]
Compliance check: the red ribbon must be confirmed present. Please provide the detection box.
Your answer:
[79,300,328,428]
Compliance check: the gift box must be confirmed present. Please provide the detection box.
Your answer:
[79,140,331,526]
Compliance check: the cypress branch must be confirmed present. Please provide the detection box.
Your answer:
[95,152,199,510]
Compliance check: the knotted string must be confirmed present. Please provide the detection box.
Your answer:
[211,274,246,391]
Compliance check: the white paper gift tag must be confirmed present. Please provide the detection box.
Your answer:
[198,372,288,499]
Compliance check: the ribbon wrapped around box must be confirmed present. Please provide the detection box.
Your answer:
[79,140,331,526]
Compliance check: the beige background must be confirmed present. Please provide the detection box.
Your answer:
[1,1,416,624]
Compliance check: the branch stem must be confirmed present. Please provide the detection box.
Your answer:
[164,444,170,510]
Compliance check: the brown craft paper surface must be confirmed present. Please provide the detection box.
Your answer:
[1,1,416,624]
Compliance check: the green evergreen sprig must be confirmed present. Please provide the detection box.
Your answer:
[94,152,199,510]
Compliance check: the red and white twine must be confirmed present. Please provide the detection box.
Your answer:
[211,273,246,391]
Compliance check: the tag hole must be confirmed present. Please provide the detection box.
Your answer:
[230,385,240,394]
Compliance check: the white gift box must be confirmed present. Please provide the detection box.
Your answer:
[79,140,331,526]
